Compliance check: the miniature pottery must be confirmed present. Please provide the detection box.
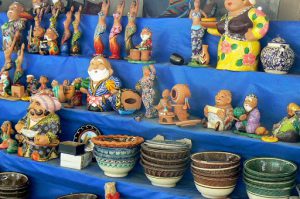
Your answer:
[194,182,235,199]
[26,75,38,96]
[60,6,74,56]
[170,84,191,121]
[125,0,139,57]
[105,182,120,199]
[261,37,295,74]
[145,174,183,188]
[92,135,144,148]
[57,193,98,199]
[71,6,83,55]
[155,89,175,124]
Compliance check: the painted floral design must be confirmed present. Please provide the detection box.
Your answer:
[243,53,256,66]
[221,41,232,54]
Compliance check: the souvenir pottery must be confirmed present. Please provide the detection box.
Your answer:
[200,0,269,71]
[155,89,176,124]
[136,65,158,118]
[94,0,110,56]
[0,121,18,153]
[28,16,45,54]
[15,94,62,161]
[0,71,11,97]
[105,182,120,199]
[32,0,51,20]
[109,0,125,59]
[51,80,65,102]
[261,37,295,74]
[38,75,49,92]
[1,2,33,51]
[26,75,38,96]
[272,103,300,143]
[125,0,139,57]
[60,6,74,56]
[71,6,83,55]
[170,84,191,122]
[204,90,234,131]
[80,56,122,112]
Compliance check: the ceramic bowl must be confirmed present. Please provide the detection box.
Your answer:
[191,163,240,178]
[145,174,183,188]
[95,157,137,177]
[247,191,290,199]
[57,193,98,199]
[0,189,28,198]
[141,157,187,170]
[244,158,297,178]
[244,175,295,189]
[93,149,138,160]
[93,145,139,157]
[194,182,235,199]
[144,140,190,150]
[141,144,190,160]
[91,135,144,148]
[0,172,29,189]
[141,151,190,166]
[192,173,238,188]
[191,152,241,169]
[243,169,297,183]
[141,161,186,178]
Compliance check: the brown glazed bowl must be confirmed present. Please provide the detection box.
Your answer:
[141,152,190,166]
[57,193,98,199]
[141,144,190,160]
[141,156,187,170]
[140,161,187,178]
[91,135,144,148]
[191,152,241,169]
[191,164,240,178]
[192,173,239,188]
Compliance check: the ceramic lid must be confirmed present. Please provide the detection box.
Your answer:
[269,37,288,44]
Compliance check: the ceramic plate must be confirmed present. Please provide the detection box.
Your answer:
[145,140,189,150]
[73,125,102,152]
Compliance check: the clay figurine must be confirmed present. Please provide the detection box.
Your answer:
[201,0,269,71]
[204,90,234,131]
[70,77,83,106]
[272,103,300,143]
[71,6,83,55]
[15,94,62,161]
[51,0,65,15]
[60,6,74,56]
[109,0,125,59]
[26,75,39,96]
[155,89,175,124]
[125,0,139,57]
[105,182,120,199]
[170,84,191,122]
[0,71,11,97]
[32,0,51,20]
[11,43,26,98]
[159,0,191,18]
[0,121,18,153]
[94,0,110,56]
[37,75,53,96]
[136,65,158,118]
[1,2,33,51]
[28,16,45,54]
[80,56,122,112]
[52,79,76,107]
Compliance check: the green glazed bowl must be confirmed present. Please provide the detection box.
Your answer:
[243,169,297,182]
[244,158,297,178]
[243,175,295,189]
[245,181,294,197]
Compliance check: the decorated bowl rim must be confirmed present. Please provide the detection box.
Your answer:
[141,143,190,153]
[0,172,29,188]
[141,151,190,162]
[191,162,239,171]
[191,152,241,164]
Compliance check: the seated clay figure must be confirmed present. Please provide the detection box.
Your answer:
[155,89,175,124]
[0,121,18,153]
[26,75,38,96]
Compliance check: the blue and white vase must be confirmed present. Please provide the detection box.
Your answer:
[261,37,295,74]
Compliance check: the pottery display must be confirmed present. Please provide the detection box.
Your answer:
[57,193,98,199]
[261,37,295,74]
[191,151,241,198]
[0,172,29,199]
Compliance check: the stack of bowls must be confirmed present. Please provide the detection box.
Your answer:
[244,157,297,199]
[140,140,191,187]
[57,193,98,199]
[91,135,144,178]
[0,172,29,199]
[191,152,241,199]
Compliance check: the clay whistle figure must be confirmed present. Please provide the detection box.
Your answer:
[125,0,139,57]
[60,6,74,56]
[28,16,45,54]
[0,121,18,154]
[15,94,62,161]
[155,89,175,124]
[105,182,120,199]
[273,103,300,143]
[94,0,110,56]
[109,0,125,59]
[204,90,234,131]
[26,75,39,96]
[71,6,83,55]
[37,75,53,96]
[170,84,191,122]
[136,65,158,118]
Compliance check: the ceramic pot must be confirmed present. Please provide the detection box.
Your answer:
[112,89,142,115]
[141,50,151,61]
[261,37,295,74]
[145,174,183,188]
[243,175,295,189]
[130,49,141,61]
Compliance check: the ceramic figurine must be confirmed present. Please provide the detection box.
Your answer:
[37,75,52,96]
[26,75,39,96]
[11,43,26,98]
[1,31,20,73]
[201,0,269,71]
[32,0,51,20]
[105,182,120,199]
[1,2,32,51]
[159,0,190,18]
[204,90,234,131]
[0,121,18,153]
[125,0,139,57]
[272,103,300,143]
[70,77,83,106]
[136,65,158,118]
[15,94,62,161]
[51,80,65,102]
[109,0,125,59]
[188,0,208,66]
[94,0,110,56]
[261,37,295,74]
[0,71,11,97]
[80,56,122,112]
[155,89,176,124]
[28,16,45,54]
[51,0,65,15]
[71,6,83,55]
[170,84,191,122]
[60,6,74,56]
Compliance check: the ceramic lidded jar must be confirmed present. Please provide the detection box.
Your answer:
[261,37,295,74]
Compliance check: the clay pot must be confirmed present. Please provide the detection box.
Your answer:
[130,49,141,61]
[171,84,191,105]
[141,50,151,61]
[121,90,142,111]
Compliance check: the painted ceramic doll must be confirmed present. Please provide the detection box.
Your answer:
[0,121,18,154]
[80,56,122,112]
[94,0,110,56]
[109,0,125,59]
[70,77,83,107]
[0,72,11,97]
[61,6,74,56]
[32,0,51,21]
[71,6,83,55]
[26,75,39,96]
[202,0,269,71]
[125,0,139,57]
[28,17,45,54]
[135,65,158,118]
[273,103,300,143]
[15,94,62,162]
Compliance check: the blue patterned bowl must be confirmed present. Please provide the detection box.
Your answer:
[93,145,139,156]
[93,149,138,160]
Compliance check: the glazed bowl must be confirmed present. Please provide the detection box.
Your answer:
[141,151,190,166]
[57,193,98,199]
[145,174,183,188]
[192,173,238,188]
[191,152,241,169]
[194,182,235,199]
[244,175,295,189]
[244,158,297,178]
[247,191,290,199]
[0,172,29,189]
[191,163,240,178]
[141,157,187,170]
[141,144,190,160]
[91,135,144,148]
[140,161,186,177]
[243,169,297,182]
[93,145,139,157]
